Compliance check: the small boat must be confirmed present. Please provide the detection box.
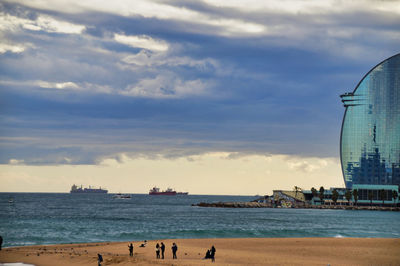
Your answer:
[113,193,132,199]
[8,197,14,203]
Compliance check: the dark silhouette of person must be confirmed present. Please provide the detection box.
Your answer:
[171,242,178,259]
[160,242,165,259]
[128,243,133,257]
[210,245,216,262]
[97,253,103,266]
[140,240,147,247]
[203,249,211,259]
[156,243,160,259]
[0,235,3,251]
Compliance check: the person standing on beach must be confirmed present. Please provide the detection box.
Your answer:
[97,253,103,266]
[160,242,165,259]
[0,235,3,251]
[210,245,216,262]
[156,243,160,259]
[171,243,178,259]
[128,243,133,257]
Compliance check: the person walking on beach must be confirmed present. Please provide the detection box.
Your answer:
[128,243,133,257]
[156,243,160,259]
[0,235,3,251]
[210,245,216,262]
[160,242,165,259]
[97,253,103,266]
[171,243,178,259]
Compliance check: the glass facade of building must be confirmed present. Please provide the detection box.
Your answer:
[340,54,400,189]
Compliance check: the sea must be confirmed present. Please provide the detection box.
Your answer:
[1,193,399,248]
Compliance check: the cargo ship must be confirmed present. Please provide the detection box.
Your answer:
[149,186,188,195]
[70,184,108,193]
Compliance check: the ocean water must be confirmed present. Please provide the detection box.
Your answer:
[1,193,399,247]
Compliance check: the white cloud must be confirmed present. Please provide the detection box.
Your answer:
[121,49,219,70]
[0,12,85,34]
[204,0,336,13]
[2,0,399,44]
[123,74,210,98]
[99,153,132,167]
[1,0,396,61]
[202,0,400,15]
[37,81,79,89]
[0,13,25,32]
[0,77,206,98]
[205,18,265,35]
[114,33,169,52]
[286,157,329,173]
[9,159,25,165]
[4,75,210,99]
[63,157,72,163]
[0,80,114,94]
[0,77,209,98]
[0,42,26,54]
[31,15,85,34]
[4,0,266,36]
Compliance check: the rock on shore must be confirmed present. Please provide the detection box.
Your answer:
[192,202,271,208]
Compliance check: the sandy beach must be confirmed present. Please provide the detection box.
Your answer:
[1,238,399,266]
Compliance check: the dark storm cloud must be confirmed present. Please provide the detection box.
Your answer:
[0,0,399,164]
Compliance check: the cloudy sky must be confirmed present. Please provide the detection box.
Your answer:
[0,0,399,194]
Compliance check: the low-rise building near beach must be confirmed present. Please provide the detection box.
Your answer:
[270,186,399,207]
[352,184,399,205]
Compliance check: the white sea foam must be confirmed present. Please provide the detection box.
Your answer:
[334,234,344,238]
[0,263,35,266]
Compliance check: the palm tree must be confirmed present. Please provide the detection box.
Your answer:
[311,187,317,198]
[332,189,339,206]
[368,190,374,207]
[353,189,358,206]
[311,187,317,205]
[319,186,325,205]
[345,190,352,205]
[379,189,386,207]
[392,190,398,207]
[293,186,301,199]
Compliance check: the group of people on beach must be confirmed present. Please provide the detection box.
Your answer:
[155,242,166,259]
[155,242,214,261]
[203,245,216,262]
[97,241,215,265]
[154,242,178,259]
[126,241,179,260]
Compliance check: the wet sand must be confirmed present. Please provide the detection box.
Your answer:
[1,238,399,265]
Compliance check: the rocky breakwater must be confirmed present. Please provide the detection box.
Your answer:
[192,201,271,208]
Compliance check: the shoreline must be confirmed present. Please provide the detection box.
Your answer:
[1,234,398,249]
[1,237,399,265]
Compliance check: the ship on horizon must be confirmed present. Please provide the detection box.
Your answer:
[70,184,108,194]
[149,186,188,195]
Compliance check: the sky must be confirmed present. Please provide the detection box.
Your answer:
[0,0,399,194]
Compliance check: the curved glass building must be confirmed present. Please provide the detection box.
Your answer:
[340,54,400,189]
